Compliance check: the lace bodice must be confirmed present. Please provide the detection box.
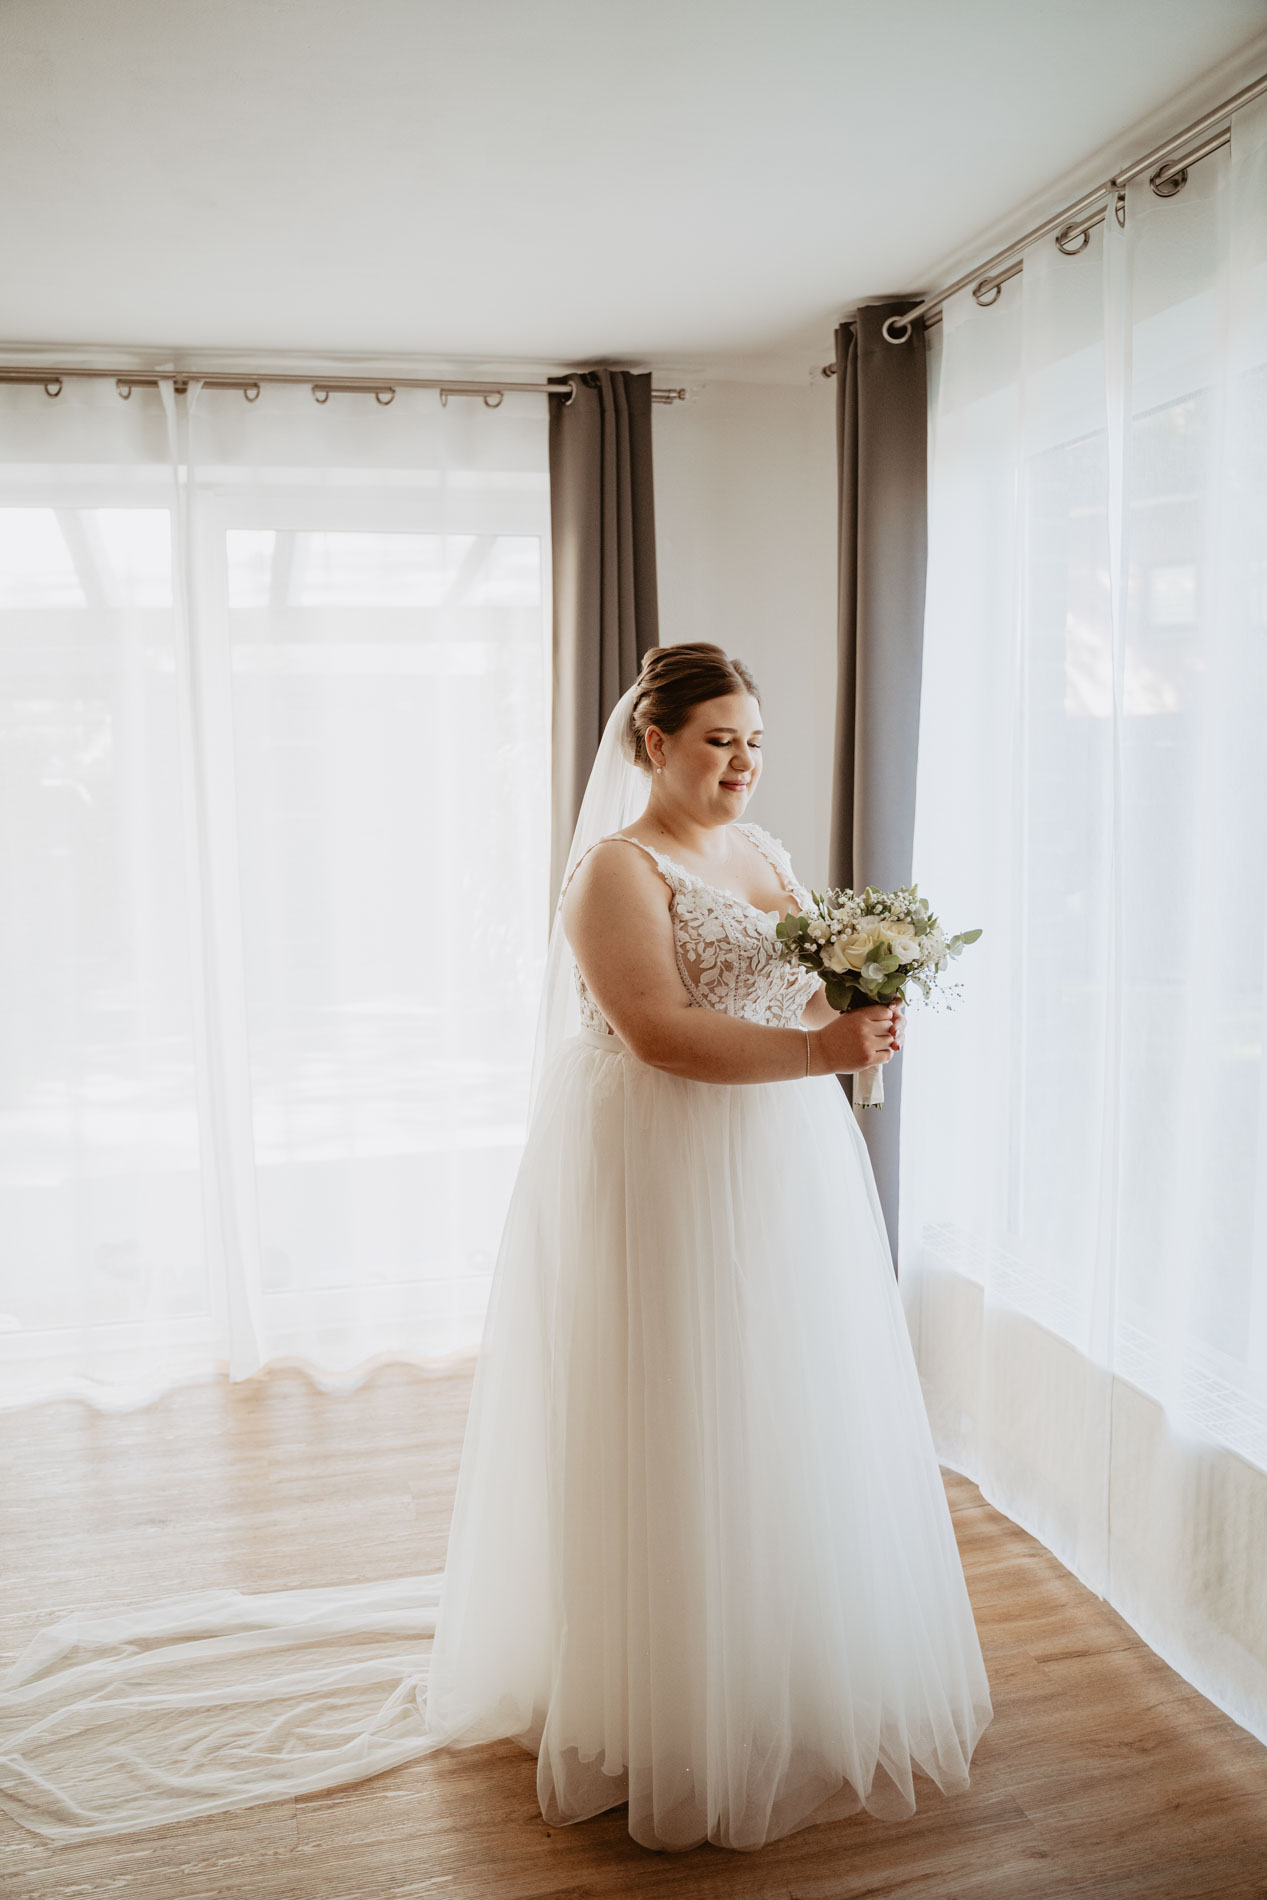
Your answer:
[569,820,822,1038]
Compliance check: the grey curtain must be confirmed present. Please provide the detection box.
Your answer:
[829,300,929,1269]
[547,368,659,907]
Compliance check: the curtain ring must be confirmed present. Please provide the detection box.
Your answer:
[243,382,260,403]
[560,374,580,407]
[972,279,1003,308]
[1114,190,1127,228]
[313,386,330,403]
[116,379,133,400]
[1055,222,1091,256]
[483,390,504,408]
[1151,161,1188,199]
[44,377,63,399]
[375,387,395,405]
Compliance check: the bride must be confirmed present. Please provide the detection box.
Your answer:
[0,642,992,1855]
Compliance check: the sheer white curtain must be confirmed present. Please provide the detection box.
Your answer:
[902,90,1267,1746]
[0,376,552,1408]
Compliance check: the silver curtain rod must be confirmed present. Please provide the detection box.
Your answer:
[820,63,1267,363]
[0,367,689,405]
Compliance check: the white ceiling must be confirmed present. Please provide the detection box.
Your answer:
[3,0,1266,378]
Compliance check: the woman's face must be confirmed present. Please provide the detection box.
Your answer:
[646,691,763,825]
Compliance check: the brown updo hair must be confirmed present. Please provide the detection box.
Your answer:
[623,643,761,773]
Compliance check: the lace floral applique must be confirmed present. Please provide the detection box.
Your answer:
[573,822,820,1037]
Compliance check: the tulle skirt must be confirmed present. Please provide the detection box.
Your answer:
[430,1026,992,1849]
[0,1028,992,1851]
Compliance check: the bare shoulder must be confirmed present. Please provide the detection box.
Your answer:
[561,835,670,935]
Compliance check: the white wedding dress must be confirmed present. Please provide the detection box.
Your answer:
[0,725,992,1854]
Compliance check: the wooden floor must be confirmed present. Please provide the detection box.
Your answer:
[2,1361,1266,1900]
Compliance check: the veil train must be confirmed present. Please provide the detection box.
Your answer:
[0,687,646,1843]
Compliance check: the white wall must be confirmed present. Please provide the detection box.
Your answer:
[651,377,838,883]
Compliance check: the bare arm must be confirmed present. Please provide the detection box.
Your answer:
[562,841,897,1085]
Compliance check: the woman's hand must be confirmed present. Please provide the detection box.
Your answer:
[814,1003,900,1075]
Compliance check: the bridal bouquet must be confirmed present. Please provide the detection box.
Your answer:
[775,885,981,1108]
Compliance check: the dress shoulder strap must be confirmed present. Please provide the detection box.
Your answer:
[735,820,797,894]
[556,833,683,910]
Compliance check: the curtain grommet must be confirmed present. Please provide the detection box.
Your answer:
[1151,162,1188,198]
[1055,222,1092,256]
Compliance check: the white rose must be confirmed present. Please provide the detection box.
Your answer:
[886,926,921,964]
[838,917,890,970]
[820,938,853,974]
